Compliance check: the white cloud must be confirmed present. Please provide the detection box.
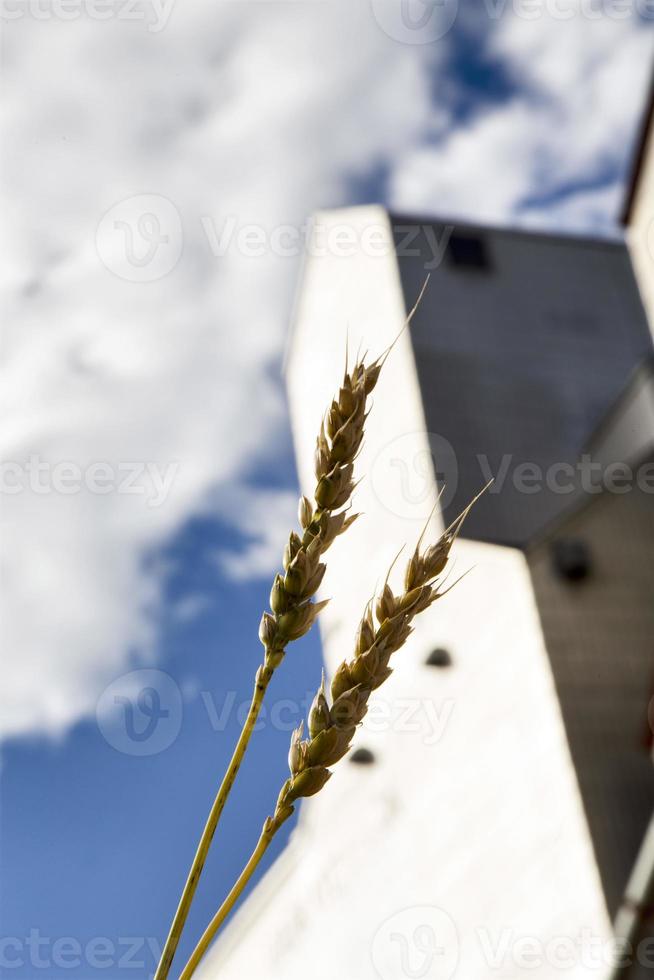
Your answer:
[170,594,212,624]
[0,1,436,741]
[1,2,650,742]
[212,488,299,582]
[391,11,654,231]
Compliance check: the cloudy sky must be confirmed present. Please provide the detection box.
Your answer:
[2,3,653,977]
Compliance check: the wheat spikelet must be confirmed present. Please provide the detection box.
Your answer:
[258,352,384,672]
[270,491,486,821]
[259,275,431,675]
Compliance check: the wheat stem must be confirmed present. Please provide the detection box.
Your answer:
[153,353,385,980]
[153,666,273,980]
[177,484,487,979]
[178,537,464,975]
[178,813,288,980]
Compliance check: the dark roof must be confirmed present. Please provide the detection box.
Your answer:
[529,354,654,545]
[585,353,654,457]
[389,215,654,548]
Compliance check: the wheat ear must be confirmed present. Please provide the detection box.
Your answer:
[153,354,384,980]
[178,490,486,980]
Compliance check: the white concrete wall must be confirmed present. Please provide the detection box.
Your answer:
[203,207,612,980]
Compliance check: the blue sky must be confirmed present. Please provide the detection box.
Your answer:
[2,4,654,979]
[2,504,323,978]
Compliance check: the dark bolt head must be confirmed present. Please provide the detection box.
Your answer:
[425,647,452,668]
[551,538,592,583]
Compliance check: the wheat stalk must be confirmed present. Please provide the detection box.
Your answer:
[155,284,429,980]
[154,353,390,980]
[178,488,487,980]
